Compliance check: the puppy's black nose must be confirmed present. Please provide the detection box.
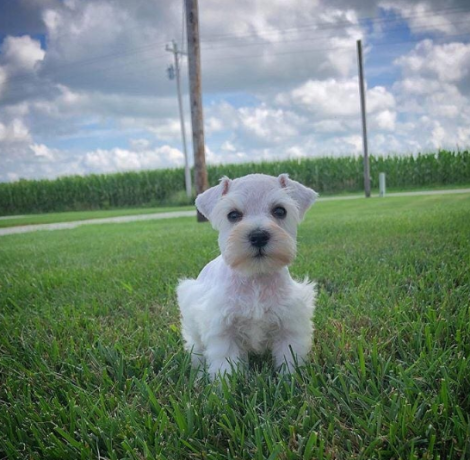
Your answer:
[248,229,271,248]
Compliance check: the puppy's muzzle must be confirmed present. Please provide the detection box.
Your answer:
[248,229,271,248]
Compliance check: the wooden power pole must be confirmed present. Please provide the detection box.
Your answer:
[185,0,209,221]
[357,40,371,198]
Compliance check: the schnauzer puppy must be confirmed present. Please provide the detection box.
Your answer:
[177,173,317,379]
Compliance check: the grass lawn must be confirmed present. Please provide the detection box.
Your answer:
[0,195,469,459]
[0,206,194,229]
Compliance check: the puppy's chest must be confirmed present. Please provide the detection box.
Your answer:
[226,283,290,352]
[229,283,287,320]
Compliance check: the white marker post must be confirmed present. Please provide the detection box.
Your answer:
[379,173,386,197]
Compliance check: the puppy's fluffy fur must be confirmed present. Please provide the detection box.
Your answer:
[177,173,317,379]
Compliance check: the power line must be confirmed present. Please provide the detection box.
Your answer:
[201,18,470,52]
[0,52,169,103]
[199,5,470,42]
[201,31,470,63]
[8,40,170,86]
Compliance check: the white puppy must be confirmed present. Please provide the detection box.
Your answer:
[177,173,317,379]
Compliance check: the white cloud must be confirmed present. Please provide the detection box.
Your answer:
[148,119,184,142]
[238,105,302,142]
[312,119,346,133]
[285,145,307,158]
[0,119,31,143]
[1,35,45,73]
[394,77,441,96]
[221,141,236,152]
[395,40,470,84]
[341,135,363,151]
[0,67,7,97]
[374,109,396,131]
[277,78,396,120]
[129,138,151,150]
[457,126,470,145]
[82,145,185,173]
[390,38,470,150]
[0,35,46,107]
[431,121,446,148]
[206,145,250,165]
[206,117,224,134]
[30,143,57,160]
[380,1,470,36]
[205,101,307,148]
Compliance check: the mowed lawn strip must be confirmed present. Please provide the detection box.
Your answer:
[0,195,469,459]
[0,205,194,229]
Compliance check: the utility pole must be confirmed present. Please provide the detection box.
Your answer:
[185,0,208,222]
[357,39,371,198]
[166,40,192,198]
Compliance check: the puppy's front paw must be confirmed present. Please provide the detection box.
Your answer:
[208,359,233,380]
[273,337,310,374]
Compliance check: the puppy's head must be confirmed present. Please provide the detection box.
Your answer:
[196,173,317,275]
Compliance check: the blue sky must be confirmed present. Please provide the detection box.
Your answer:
[0,0,469,182]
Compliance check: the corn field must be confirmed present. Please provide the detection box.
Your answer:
[0,150,469,215]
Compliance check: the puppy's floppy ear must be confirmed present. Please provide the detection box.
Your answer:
[195,176,232,220]
[278,173,318,220]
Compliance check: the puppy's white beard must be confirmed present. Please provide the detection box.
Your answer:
[223,226,297,274]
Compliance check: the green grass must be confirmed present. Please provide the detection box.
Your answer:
[1,195,469,459]
[0,205,193,228]
[370,183,470,194]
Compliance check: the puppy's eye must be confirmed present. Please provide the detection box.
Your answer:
[227,210,243,222]
[272,206,287,219]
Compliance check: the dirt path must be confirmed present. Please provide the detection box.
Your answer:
[1,188,469,237]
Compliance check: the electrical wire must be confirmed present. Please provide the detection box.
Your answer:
[201,31,470,62]
[201,19,470,52]
[8,40,169,86]
[199,5,470,42]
